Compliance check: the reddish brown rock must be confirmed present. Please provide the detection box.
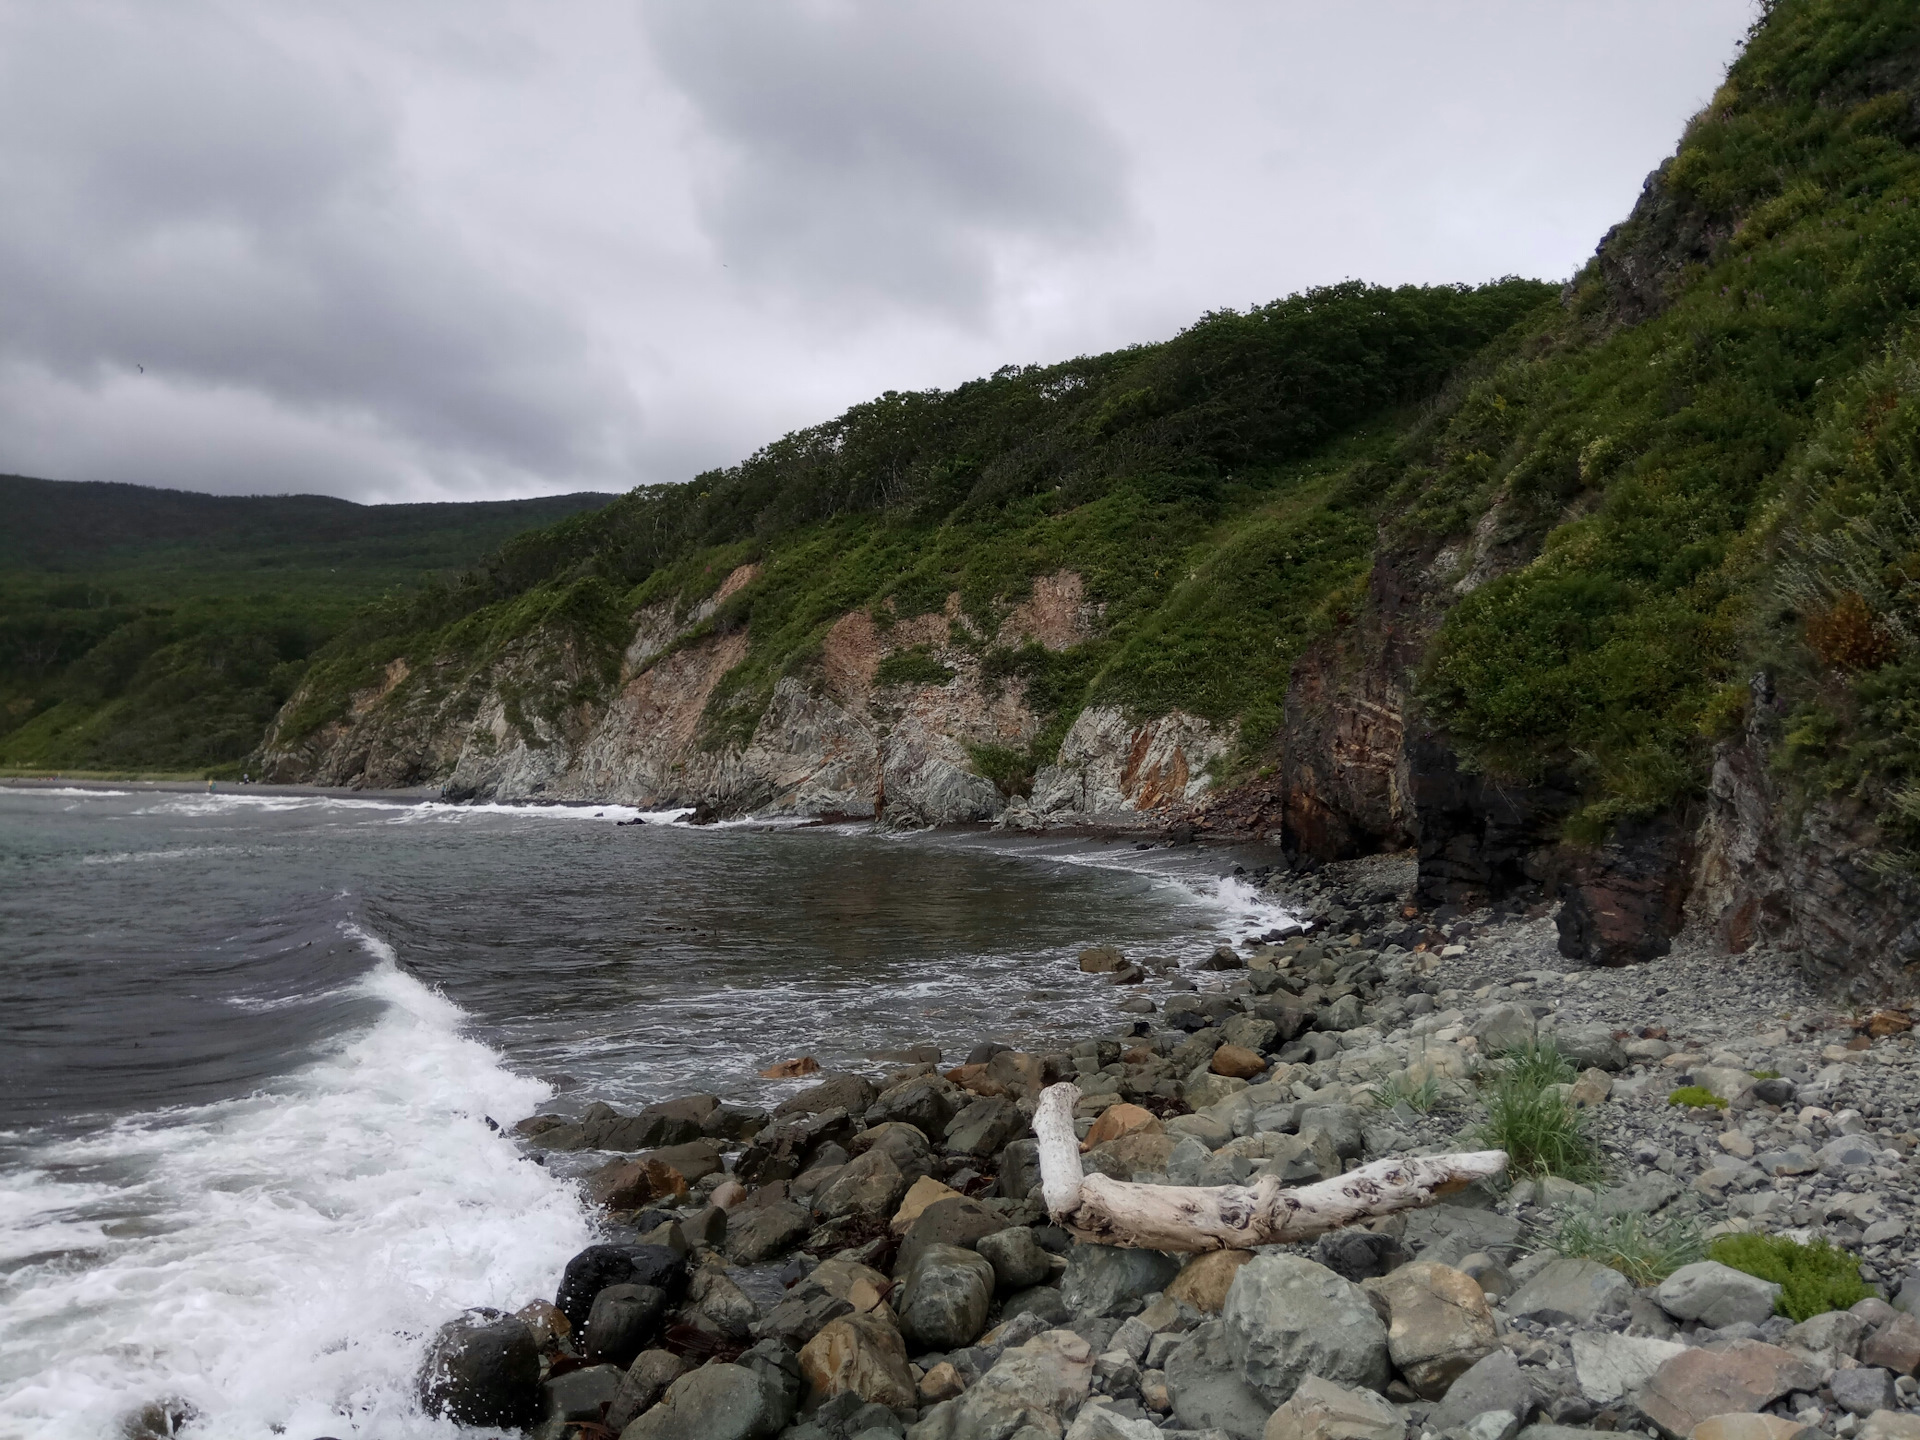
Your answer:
[1211,1044,1269,1079]
[1639,1341,1822,1440]
[761,1056,820,1079]
[1081,1103,1163,1151]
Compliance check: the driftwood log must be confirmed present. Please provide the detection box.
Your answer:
[1033,1081,1507,1252]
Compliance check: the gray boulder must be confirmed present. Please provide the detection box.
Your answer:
[1162,1318,1272,1440]
[1568,1331,1687,1404]
[1470,1004,1537,1054]
[1833,1367,1900,1417]
[777,1075,879,1120]
[1506,1257,1633,1325]
[944,1096,1025,1158]
[898,1243,994,1351]
[1655,1261,1781,1328]
[977,1226,1053,1292]
[998,1139,1043,1202]
[1001,1284,1072,1327]
[538,1363,622,1428]
[1299,1104,1366,1159]
[1060,1243,1181,1318]
[1221,1254,1390,1406]
[866,1076,961,1140]
[606,1350,689,1433]
[1430,1348,1533,1433]
[724,1200,813,1264]
[582,1283,667,1367]
[814,1148,910,1222]
[1552,1022,1627,1072]
[620,1360,792,1440]
[417,1310,541,1428]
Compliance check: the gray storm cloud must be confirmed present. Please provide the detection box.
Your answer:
[0,0,1755,502]
[639,1,1129,316]
[0,2,640,497]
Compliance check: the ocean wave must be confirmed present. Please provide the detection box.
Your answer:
[0,925,594,1440]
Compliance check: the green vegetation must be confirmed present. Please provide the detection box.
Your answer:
[1709,1232,1877,1320]
[26,0,1920,855]
[280,279,1552,766]
[1493,1038,1579,1091]
[1668,1085,1731,1109]
[1411,0,1920,843]
[1557,1202,1705,1286]
[0,477,612,774]
[1368,1071,1447,1114]
[1476,1040,1602,1182]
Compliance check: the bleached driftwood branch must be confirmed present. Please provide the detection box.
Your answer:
[1033,1081,1506,1252]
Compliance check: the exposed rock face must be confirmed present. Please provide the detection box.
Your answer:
[257,566,1236,830]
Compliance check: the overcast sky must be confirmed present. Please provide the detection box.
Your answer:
[0,1,1756,504]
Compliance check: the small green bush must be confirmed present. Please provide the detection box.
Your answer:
[1494,1038,1577,1091]
[1477,1079,1601,1183]
[1558,1203,1704,1287]
[1708,1234,1877,1322]
[1750,1069,1782,1081]
[1668,1086,1728,1110]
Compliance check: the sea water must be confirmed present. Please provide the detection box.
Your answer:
[0,787,1296,1438]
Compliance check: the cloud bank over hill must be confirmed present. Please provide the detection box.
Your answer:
[0,0,1752,502]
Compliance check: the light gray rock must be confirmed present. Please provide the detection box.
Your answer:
[1162,1319,1272,1440]
[619,1361,791,1440]
[1470,1005,1537,1054]
[606,1350,689,1433]
[1552,1022,1627,1072]
[1656,1261,1782,1328]
[1399,1205,1520,1269]
[1834,1368,1900,1418]
[1298,1105,1366,1160]
[1569,1331,1687,1403]
[909,1329,1094,1440]
[1061,1243,1181,1318]
[898,1244,994,1351]
[1221,1254,1390,1407]
[1505,1257,1633,1325]
[1786,1310,1867,1365]
[1593,1173,1681,1217]
[1429,1348,1532,1434]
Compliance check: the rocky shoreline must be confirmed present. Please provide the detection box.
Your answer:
[414,851,1920,1440]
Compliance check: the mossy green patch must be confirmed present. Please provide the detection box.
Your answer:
[1667,1086,1730,1109]
[1708,1232,1877,1321]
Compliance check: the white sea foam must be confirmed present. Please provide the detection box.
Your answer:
[1034,844,1306,945]
[0,929,594,1440]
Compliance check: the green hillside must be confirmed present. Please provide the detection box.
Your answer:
[0,478,614,774]
[266,0,1920,876]
[271,279,1554,779]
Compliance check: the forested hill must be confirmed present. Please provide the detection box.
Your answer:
[0,477,614,775]
[259,0,1920,983]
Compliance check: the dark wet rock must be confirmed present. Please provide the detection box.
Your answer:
[606,1349,690,1433]
[997,1138,1043,1202]
[725,1199,814,1264]
[538,1362,622,1428]
[750,1282,853,1349]
[894,1196,1008,1280]
[1001,1284,1072,1327]
[943,1096,1024,1158]
[704,1102,772,1141]
[619,1359,793,1440]
[814,1147,911,1222]
[1315,1229,1410,1283]
[865,1075,963,1140]
[555,1244,686,1335]
[778,1075,880,1121]
[417,1309,541,1428]
[898,1243,995,1351]
[1060,1243,1180,1319]
[977,1226,1052,1292]
[583,1283,668,1367]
